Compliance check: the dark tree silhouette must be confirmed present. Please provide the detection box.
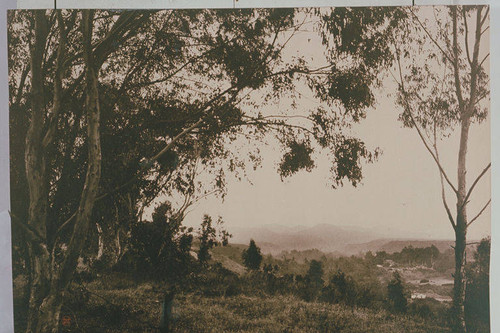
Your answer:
[465,238,490,332]
[242,239,263,271]
[197,215,220,265]
[306,260,324,288]
[387,271,407,314]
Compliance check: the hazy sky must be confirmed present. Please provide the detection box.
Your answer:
[177,7,491,241]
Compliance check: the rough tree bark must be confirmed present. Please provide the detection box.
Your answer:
[22,10,103,333]
[24,10,51,333]
[37,10,102,333]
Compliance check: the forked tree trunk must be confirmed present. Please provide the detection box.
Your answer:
[25,10,102,333]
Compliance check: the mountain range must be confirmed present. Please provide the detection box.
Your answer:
[229,223,456,255]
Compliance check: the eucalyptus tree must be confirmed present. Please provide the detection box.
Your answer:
[8,7,403,332]
[390,6,490,332]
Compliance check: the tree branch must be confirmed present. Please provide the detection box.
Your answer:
[433,123,456,229]
[451,7,465,111]
[394,48,458,194]
[467,198,491,227]
[409,8,454,65]
[42,11,66,149]
[9,211,46,245]
[13,64,30,107]
[461,7,473,67]
[480,6,489,28]
[462,162,491,209]
[479,52,489,69]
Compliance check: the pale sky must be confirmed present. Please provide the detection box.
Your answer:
[171,7,492,241]
[182,92,491,240]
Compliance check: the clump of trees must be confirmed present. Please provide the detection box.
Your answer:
[321,269,357,308]
[9,8,404,332]
[370,245,441,268]
[114,202,194,281]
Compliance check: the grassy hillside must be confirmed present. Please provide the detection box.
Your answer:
[175,294,449,333]
[51,280,449,333]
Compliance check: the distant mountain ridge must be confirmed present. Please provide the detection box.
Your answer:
[229,223,456,255]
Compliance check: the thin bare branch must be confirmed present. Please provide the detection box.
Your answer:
[479,52,489,69]
[409,7,454,65]
[13,64,30,107]
[461,7,473,67]
[433,123,456,229]
[451,7,465,110]
[467,198,491,227]
[480,25,489,37]
[462,162,491,209]
[42,11,66,149]
[395,48,458,194]
[480,6,489,28]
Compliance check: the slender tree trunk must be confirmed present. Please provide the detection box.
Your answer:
[452,117,470,333]
[453,213,467,333]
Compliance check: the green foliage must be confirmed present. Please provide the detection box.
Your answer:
[242,239,263,271]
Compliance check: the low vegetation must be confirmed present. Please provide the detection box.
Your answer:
[12,237,490,332]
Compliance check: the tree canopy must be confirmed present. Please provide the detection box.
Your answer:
[8,7,407,332]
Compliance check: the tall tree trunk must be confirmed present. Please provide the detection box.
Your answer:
[33,10,102,333]
[24,11,51,333]
[452,117,470,333]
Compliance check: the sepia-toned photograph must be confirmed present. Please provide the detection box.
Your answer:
[7,5,490,333]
